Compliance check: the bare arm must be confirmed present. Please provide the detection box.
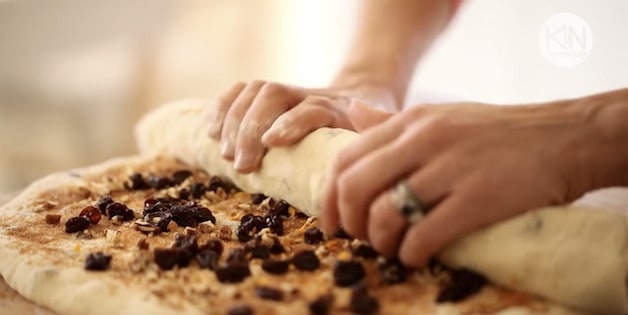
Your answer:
[332,0,457,109]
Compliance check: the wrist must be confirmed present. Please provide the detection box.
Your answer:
[563,89,628,194]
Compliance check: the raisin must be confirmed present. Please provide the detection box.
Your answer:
[178,188,190,200]
[79,206,102,225]
[436,268,487,303]
[378,258,408,285]
[264,214,284,236]
[137,238,150,250]
[350,285,379,315]
[250,193,267,205]
[154,212,174,232]
[208,176,228,192]
[200,239,224,256]
[236,225,254,243]
[146,175,173,189]
[154,248,180,270]
[245,242,270,260]
[174,234,199,254]
[65,216,91,233]
[215,263,251,283]
[255,286,283,301]
[304,227,324,244]
[261,258,290,275]
[226,248,248,264]
[95,195,114,215]
[45,214,62,225]
[170,204,198,227]
[190,183,207,199]
[333,260,365,287]
[172,170,193,185]
[240,214,266,231]
[128,173,149,190]
[269,237,285,254]
[227,304,253,315]
[188,203,215,224]
[308,295,332,315]
[106,202,135,221]
[85,252,112,271]
[196,248,220,270]
[334,226,352,239]
[292,250,320,271]
[352,244,379,259]
[269,200,290,217]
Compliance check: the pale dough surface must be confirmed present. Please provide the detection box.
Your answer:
[136,99,628,314]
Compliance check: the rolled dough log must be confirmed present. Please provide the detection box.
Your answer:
[136,99,628,314]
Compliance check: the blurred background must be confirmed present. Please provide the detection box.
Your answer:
[1,0,627,194]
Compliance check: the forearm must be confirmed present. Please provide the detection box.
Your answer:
[331,0,456,109]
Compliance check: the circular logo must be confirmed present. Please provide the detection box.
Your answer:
[538,13,593,68]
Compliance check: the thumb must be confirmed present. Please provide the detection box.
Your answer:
[348,99,394,132]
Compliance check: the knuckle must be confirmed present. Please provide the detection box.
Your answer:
[260,82,285,97]
[302,95,331,107]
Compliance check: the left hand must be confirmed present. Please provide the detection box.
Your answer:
[322,100,594,267]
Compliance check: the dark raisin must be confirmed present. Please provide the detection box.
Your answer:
[215,263,251,283]
[292,250,320,271]
[174,234,198,254]
[261,258,290,275]
[264,214,284,235]
[240,214,266,231]
[154,212,174,232]
[172,170,193,185]
[378,258,408,285]
[352,244,379,259]
[255,286,284,301]
[269,237,285,254]
[170,204,198,227]
[227,304,253,315]
[190,183,207,199]
[200,239,224,256]
[334,226,352,239]
[236,225,254,243]
[269,200,290,217]
[178,188,190,200]
[333,260,365,287]
[245,242,270,260]
[304,227,324,244]
[79,206,101,225]
[308,295,332,315]
[226,248,248,264]
[428,258,448,276]
[436,268,487,303]
[106,202,135,221]
[128,173,149,190]
[95,195,114,215]
[250,193,267,205]
[189,203,215,224]
[154,248,180,270]
[207,176,227,192]
[146,175,173,189]
[350,285,379,315]
[196,248,220,270]
[65,216,91,233]
[85,252,112,271]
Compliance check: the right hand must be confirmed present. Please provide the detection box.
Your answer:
[207,80,398,173]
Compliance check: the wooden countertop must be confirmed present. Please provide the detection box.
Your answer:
[0,187,626,315]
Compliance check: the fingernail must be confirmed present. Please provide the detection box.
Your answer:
[221,140,233,158]
[261,128,279,145]
[234,152,255,172]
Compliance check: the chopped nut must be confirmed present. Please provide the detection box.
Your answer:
[45,214,62,225]
[111,215,124,225]
[198,222,215,234]
[185,227,197,236]
[134,220,160,234]
[76,230,93,240]
[167,220,178,232]
[137,238,150,250]
[217,225,234,241]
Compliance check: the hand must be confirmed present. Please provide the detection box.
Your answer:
[322,100,595,267]
[207,81,397,173]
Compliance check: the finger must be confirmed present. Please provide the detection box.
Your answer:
[321,115,407,233]
[348,99,393,132]
[261,96,352,146]
[233,85,299,173]
[208,82,247,138]
[367,168,449,257]
[220,81,265,159]
[336,135,422,239]
[398,194,484,268]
